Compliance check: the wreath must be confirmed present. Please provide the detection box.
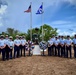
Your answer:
[39,41,48,50]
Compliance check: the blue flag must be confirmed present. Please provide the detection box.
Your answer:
[36,5,43,14]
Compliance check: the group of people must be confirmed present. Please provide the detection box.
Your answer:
[0,35,33,61]
[0,34,76,61]
[48,35,76,58]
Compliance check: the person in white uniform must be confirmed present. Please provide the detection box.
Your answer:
[48,37,53,56]
[65,35,72,58]
[14,35,21,58]
[19,36,22,57]
[73,34,76,58]
[51,35,55,55]
[0,35,6,61]
[54,37,60,56]
[0,36,1,54]
[60,36,65,57]
[5,35,10,60]
[8,36,14,59]
[21,36,26,57]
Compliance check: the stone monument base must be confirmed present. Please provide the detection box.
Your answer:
[33,45,41,55]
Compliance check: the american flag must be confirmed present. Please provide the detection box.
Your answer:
[24,5,31,13]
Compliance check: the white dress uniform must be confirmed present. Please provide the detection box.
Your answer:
[4,38,9,46]
[51,37,55,44]
[8,40,14,48]
[48,39,53,47]
[54,39,60,46]
[73,38,76,45]
[65,39,72,46]
[0,39,6,47]
[14,39,21,46]
[21,39,26,46]
[60,39,65,45]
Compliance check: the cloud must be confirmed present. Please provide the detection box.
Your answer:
[64,0,76,6]
[0,0,8,7]
[51,20,72,25]
[0,5,7,15]
[0,0,76,33]
[57,29,76,36]
[0,0,8,30]
[0,0,8,15]
[66,16,76,19]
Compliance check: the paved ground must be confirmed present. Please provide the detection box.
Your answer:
[0,54,76,75]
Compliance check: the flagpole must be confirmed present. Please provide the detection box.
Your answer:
[30,2,32,41]
[36,3,43,41]
[42,2,43,41]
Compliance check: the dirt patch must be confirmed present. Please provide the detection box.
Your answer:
[0,55,76,75]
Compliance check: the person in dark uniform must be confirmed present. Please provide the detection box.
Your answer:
[14,35,21,58]
[5,35,10,60]
[60,36,65,57]
[73,34,76,58]
[0,35,6,61]
[65,35,72,58]
[48,37,53,56]
[8,36,14,59]
[21,36,26,57]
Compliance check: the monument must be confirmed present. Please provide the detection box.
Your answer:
[32,28,41,55]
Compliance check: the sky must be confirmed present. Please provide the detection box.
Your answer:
[0,0,76,36]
